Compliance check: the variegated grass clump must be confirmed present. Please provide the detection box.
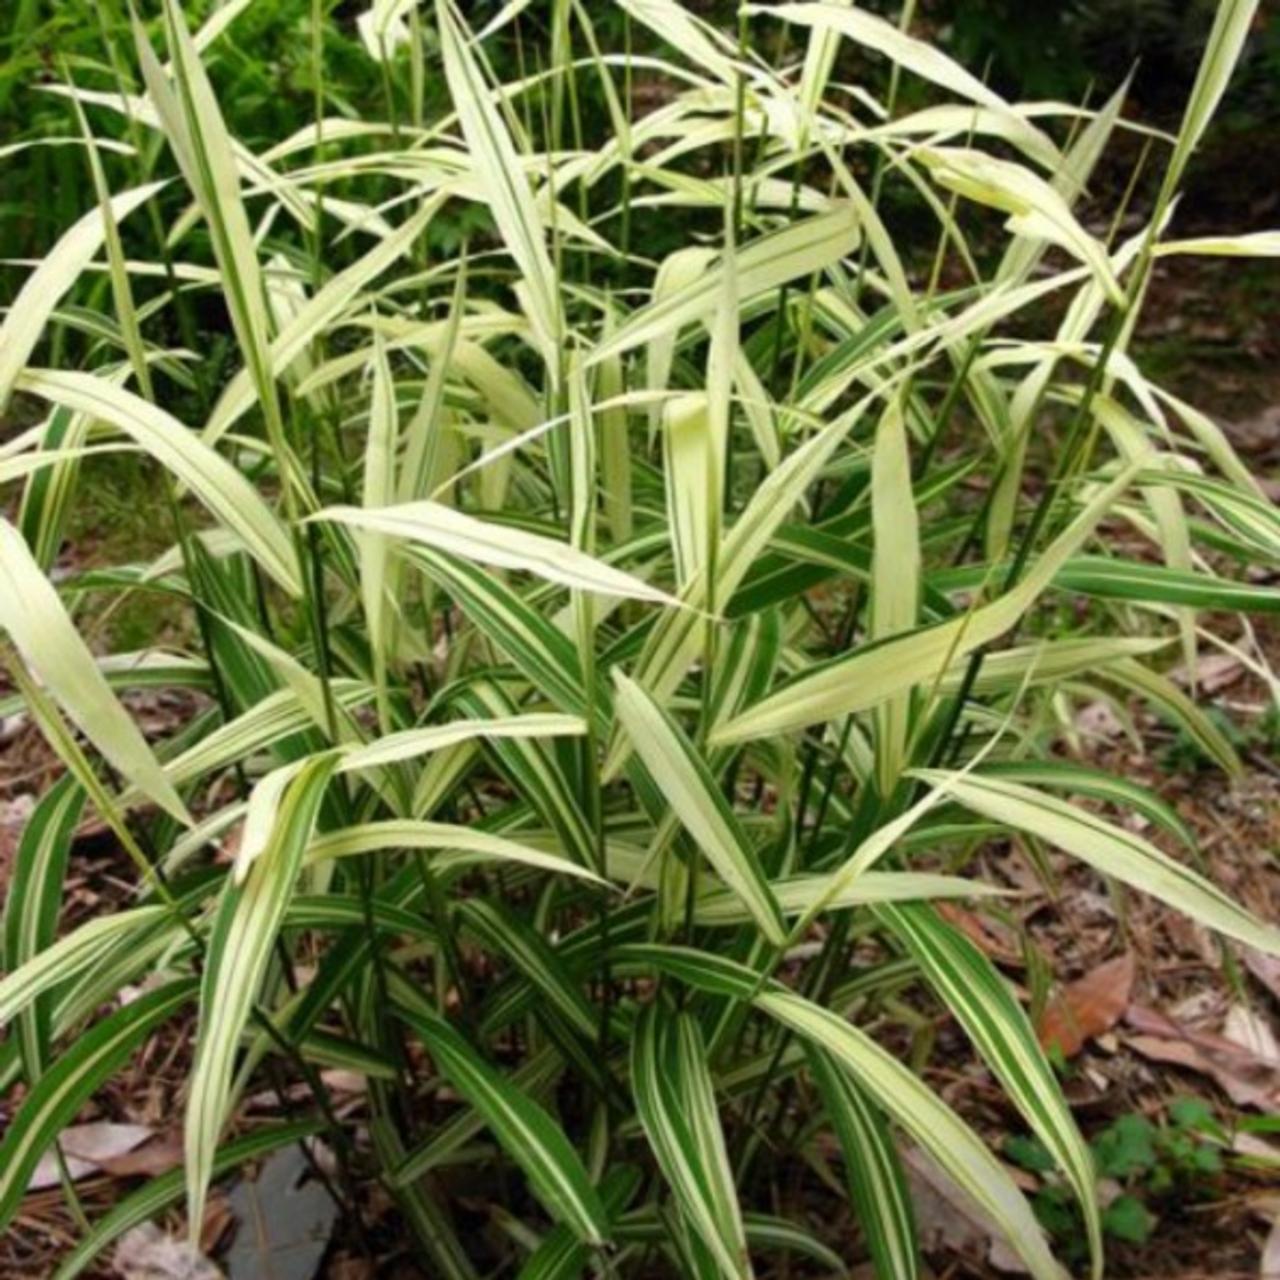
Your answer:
[0,1,1277,1276]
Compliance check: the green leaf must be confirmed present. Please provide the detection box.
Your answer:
[915,770,1280,955]
[613,670,787,945]
[0,518,190,824]
[185,753,339,1230]
[1102,1194,1155,1245]
[808,1045,919,1280]
[0,978,197,1235]
[396,1001,609,1244]
[632,1004,752,1280]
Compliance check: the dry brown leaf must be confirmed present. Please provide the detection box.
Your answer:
[1125,1005,1280,1109]
[900,1145,1028,1274]
[115,1223,222,1280]
[1225,1005,1280,1065]
[1037,953,1135,1058]
[100,1129,185,1178]
[28,1122,153,1190]
[1244,948,1280,1004]
[936,903,1022,965]
[1262,1215,1280,1279]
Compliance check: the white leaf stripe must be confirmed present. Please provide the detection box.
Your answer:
[397,1001,609,1243]
[0,518,190,824]
[807,1044,918,1280]
[673,1013,751,1272]
[0,979,197,1234]
[916,770,1280,955]
[185,754,338,1230]
[613,671,787,945]
[694,870,1005,925]
[875,902,1101,1277]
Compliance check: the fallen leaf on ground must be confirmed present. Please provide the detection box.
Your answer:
[28,1122,153,1190]
[1125,1005,1280,1109]
[1172,652,1244,693]
[1074,699,1125,739]
[0,795,34,894]
[226,1147,339,1280]
[936,903,1022,965]
[1244,949,1280,1004]
[1225,1005,1280,1066]
[1262,1215,1280,1279]
[901,1144,1028,1274]
[100,1129,185,1178]
[114,1223,221,1280]
[1038,953,1135,1058]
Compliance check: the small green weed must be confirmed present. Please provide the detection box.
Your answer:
[1007,1098,1228,1254]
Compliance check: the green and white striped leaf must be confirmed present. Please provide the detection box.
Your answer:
[306,819,605,884]
[628,944,1064,1280]
[0,518,189,824]
[2,776,85,1078]
[314,500,677,604]
[915,770,1280,955]
[397,1000,609,1244]
[870,395,919,794]
[16,371,301,594]
[807,1044,918,1280]
[0,978,197,1236]
[0,182,163,410]
[918,148,1125,306]
[589,206,861,367]
[461,900,597,1041]
[613,671,786,945]
[437,0,559,355]
[632,1004,752,1280]
[339,714,587,773]
[712,466,1137,744]
[134,0,286,466]
[185,753,338,1230]
[0,904,169,1032]
[874,902,1101,1277]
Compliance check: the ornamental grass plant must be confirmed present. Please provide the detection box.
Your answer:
[0,1,1277,1276]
